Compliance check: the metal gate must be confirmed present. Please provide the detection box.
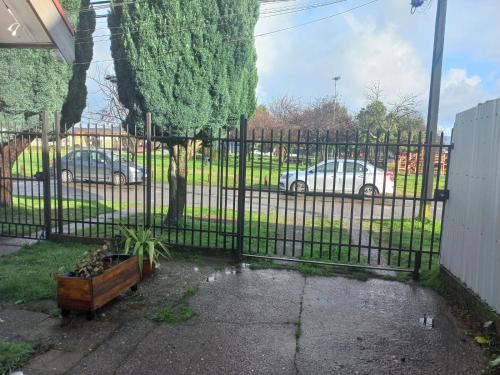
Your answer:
[235,119,451,277]
[0,115,49,239]
[0,113,451,277]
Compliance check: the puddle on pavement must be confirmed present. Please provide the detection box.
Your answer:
[206,263,250,283]
[419,315,434,329]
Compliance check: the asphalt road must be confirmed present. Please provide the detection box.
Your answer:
[13,180,443,222]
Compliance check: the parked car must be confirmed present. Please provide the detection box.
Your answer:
[279,160,394,196]
[59,149,145,185]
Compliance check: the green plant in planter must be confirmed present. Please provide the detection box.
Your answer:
[120,226,170,274]
[75,246,108,278]
[54,246,109,279]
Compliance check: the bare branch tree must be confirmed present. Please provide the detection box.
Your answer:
[356,82,424,138]
[268,95,303,128]
[87,65,128,126]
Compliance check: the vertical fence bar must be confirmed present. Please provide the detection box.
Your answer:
[54,112,63,234]
[414,130,432,279]
[236,116,248,261]
[411,132,424,278]
[145,113,152,229]
[41,111,52,239]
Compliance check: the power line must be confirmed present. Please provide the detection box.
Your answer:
[74,0,374,46]
[73,0,352,38]
[256,0,379,36]
[65,0,307,14]
[71,0,379,65]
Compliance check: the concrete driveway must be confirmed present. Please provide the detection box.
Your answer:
[0,258,486,375]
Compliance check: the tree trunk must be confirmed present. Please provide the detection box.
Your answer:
[0,136,31,207]
[165,141,192,227]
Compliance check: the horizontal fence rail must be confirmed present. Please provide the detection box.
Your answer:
[0,112,451,276]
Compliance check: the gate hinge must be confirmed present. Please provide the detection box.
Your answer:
[434,189,449,201]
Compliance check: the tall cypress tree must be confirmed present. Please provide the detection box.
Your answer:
[109,0,259,224]
[0,0,94,206]
[62,0,96,127]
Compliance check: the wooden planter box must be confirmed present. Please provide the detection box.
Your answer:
[57,255,140,319]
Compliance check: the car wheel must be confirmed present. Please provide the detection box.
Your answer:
[359,184,379,198]
[291,181,308,193]
[113,173,126,186]
[61,170,73,183]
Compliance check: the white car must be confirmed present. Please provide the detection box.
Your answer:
[279,159,394,196]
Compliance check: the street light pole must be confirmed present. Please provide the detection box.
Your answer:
[332,76,341,127]
[420,0,448,220]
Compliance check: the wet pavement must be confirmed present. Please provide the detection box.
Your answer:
[0,258,487,374]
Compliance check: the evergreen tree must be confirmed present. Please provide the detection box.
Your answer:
[0,0,94,206]
[109,0,259,224]
[62,0,96,127]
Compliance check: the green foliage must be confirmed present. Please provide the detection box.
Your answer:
[120,226,170,274]
[489,355,500,369]
[154,305,194,323]
[0,0,92,131]
[73,246,108,278]
[154,286,197,323]
[356,100,425,140]
[109,0,259,135]
[0,339,34,375]
[0,49,72,128]
[62,0,96,127]
[185,286,198,297]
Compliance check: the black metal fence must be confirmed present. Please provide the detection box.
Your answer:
[0,112,451,276]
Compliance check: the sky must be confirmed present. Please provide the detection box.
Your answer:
[84,0,500,133]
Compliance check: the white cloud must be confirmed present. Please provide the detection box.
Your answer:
[255,9,430,112]
[439,68,491,127]
[254,1,499,132]
[336,14,429,110]
[255,13,294,102]
[445,0,500,64]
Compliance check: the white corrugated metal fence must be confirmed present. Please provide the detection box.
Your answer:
[441,98,500,313]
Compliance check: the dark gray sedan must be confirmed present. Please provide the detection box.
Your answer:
[60,149,145,185]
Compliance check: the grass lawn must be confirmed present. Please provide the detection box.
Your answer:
[367,219,442,283]
[0,241,93,304]
[75,206,276,253]
[394,174,446,197]
[0,339,34,375]
[75,206,367,266]
[0,197,130,237]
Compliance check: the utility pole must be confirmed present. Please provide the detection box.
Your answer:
[418,0,448,220]
[332,76,341,127]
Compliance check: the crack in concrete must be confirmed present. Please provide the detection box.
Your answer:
[293,275,307,375]
[62,318,157,375]
[111,324,159,375]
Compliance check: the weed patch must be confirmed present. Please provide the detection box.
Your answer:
[154,286,198,324]
[0,339,34,375]
[249,259,373,281]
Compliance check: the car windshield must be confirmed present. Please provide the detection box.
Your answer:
[103,150,128,162]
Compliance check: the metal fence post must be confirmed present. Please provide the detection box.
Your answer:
[145,113,152,229]
[41,111,52,239]
[236,116,248,261]
[414,132,433,280]
[54,112,63,234]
